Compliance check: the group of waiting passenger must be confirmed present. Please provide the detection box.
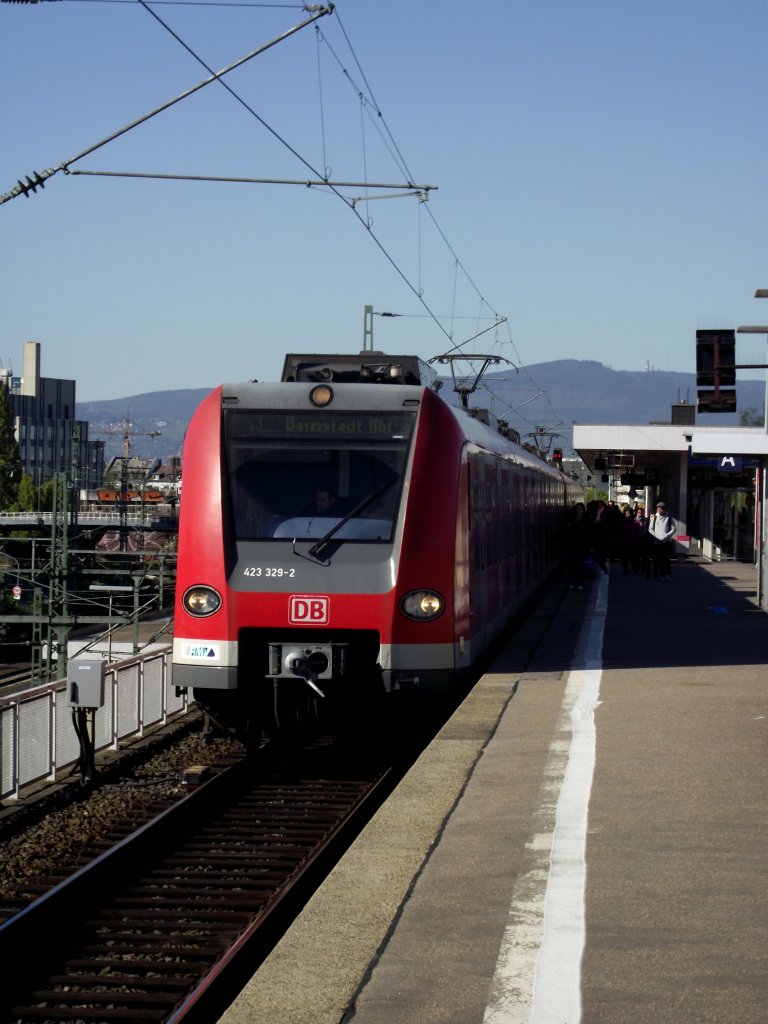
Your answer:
[566,498,677,589]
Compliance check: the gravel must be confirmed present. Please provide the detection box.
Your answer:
[0,714,245,904]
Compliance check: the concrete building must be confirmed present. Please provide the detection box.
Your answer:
[2,340,103,489]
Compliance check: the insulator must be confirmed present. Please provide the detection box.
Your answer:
[16,172,46,197]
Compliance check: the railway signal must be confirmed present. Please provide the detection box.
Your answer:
[696,329,736,413]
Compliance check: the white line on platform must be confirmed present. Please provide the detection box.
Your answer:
[483,572,608,1024]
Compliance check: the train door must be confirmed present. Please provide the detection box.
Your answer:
[485,458,500,625]
[499,463,513,612]
[511,465,522,608]
[712,487,756,562]
[454,450,472,644]
[468,453,486,648]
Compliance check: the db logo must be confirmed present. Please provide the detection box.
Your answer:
[289,595,330,625]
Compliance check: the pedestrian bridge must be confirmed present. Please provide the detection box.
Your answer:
[0,511,176,529]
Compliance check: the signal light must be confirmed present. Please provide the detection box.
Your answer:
[697,390,736,413]
[696,329,735,387]
[552,449,563,468]
[696,329,736,414]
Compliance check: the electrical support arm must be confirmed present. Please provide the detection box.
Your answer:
[0,5,335,207]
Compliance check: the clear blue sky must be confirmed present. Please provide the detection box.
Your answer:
[1,0,765,410]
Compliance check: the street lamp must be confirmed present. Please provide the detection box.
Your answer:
[737,288,768,607]
[736,324,768,432]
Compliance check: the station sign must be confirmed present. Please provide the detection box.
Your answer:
[688,451,758,469]
[717,456,744,472]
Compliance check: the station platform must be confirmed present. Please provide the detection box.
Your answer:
[218,557,767,1024]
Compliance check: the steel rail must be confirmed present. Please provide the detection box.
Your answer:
[0,751,394,1022]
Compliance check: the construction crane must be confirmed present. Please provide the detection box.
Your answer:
[103,416,161,458]
[99,416,162,551]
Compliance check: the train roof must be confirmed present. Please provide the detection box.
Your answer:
[281,352,437,388]
[447,401,560,474]
[212,373,565,480]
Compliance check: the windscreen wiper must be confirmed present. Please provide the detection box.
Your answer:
[307,478,396,559]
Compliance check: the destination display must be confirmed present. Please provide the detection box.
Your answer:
[226,410,415,442]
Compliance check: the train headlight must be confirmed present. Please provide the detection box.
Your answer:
[400,589,444,621]
[182,585,222,617]
[310,384,334,407]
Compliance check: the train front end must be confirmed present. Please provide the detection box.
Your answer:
[172,354,458,738]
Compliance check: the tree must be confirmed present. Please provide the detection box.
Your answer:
[0,385,20,510]
[739,406,764,427]
[586,485,609,504]
[37,478,55,511]
[10,475,37,513]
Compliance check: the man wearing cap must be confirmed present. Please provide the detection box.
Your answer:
[647,500,676,580]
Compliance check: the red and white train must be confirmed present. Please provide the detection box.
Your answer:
[172,353,578,739]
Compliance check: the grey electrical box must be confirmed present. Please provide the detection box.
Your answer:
[67,660,105,708]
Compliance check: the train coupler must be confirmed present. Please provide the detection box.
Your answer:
[267,641,348,698]
[284,652,326,697]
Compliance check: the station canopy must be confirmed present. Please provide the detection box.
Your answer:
[573,423,768,476]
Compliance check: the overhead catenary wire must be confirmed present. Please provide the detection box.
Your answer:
[1,2,480,348]
[314,23,330,178]
[132,0,461,346]
[324,10,560,428]
[2,0,313,5]
[316,10,542,405]
[1,0,459,348]
[323,14,502,328]
[66,170,435,192]
[4,1,561,429]
[373,313,502,320]
[0,4,335,206]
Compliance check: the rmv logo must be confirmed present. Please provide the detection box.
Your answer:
[289,595,330,625]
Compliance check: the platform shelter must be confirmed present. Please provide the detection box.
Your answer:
[573,421,768,569]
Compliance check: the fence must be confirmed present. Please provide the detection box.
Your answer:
[0,645,189,801]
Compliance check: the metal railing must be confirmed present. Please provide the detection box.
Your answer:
[0,645,189,801]
[0,511,165,526]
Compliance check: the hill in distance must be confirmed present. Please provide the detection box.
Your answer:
[77,361,764,463]
[77,388,212,464]
[475,360,764,450]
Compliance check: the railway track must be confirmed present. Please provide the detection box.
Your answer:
[0,667,34,692]
[0,742,395,1024]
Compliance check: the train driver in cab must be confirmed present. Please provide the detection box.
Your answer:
[313,487,337,515]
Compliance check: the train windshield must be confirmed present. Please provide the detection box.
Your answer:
[224,409,416,542]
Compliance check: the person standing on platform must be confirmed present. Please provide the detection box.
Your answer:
[619,506,644,574]
[605,500,623,563]
[648,500,676,580]
[590,499,610,573]
[635,505,653,578]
